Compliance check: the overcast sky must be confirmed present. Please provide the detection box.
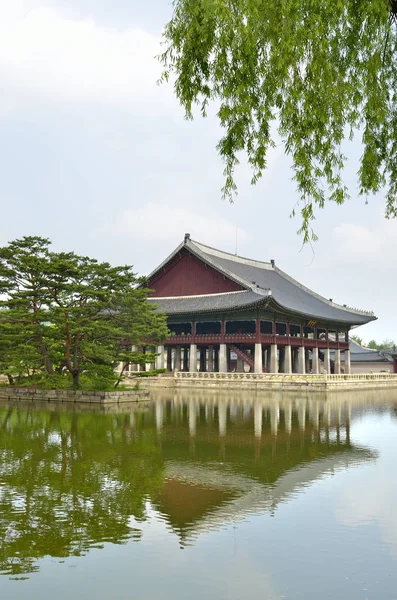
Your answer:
[0,0,395,343]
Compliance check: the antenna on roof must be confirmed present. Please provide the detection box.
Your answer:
[235,227,238,255]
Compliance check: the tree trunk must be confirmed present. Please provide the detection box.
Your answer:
[114,362,128,388]
[72,371,80,387]
[7,374,14,385]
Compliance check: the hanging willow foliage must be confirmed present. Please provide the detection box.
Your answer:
[159,0,397,240]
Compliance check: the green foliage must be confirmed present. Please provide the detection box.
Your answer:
[367,339,378,349]
[0,406,164,576]
[367,338,396,350]
[134,368,168,378]
[0,237,168,389]
[160,0,397,240]
[351,335,364,346]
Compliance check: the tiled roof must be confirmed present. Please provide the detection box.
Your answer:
[148,290,267,315]
[348,339,393,363]
[147,236,377,325]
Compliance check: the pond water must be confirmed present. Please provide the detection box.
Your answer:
[1,389,397,599]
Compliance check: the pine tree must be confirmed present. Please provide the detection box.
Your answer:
[0,237,168,388]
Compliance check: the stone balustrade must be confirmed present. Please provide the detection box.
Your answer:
[173,371,397,390]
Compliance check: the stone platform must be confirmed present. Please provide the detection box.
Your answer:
[134,372,397,392]
[0,387,149,404]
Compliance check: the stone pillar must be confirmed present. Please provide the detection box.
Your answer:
[199,348,206,372]
[155,345,165,370]
[305,348,310,373]
[334,349,341,374]
[344,349,351,374]
[266,348,271,371]
[297,346,306,374]
[208,345,214,372]
[219,344,227,373]
[323,348,331,373]
[143,348,150,372]
[284,345,292,374]
[149,346,156,371]
[312,347,319,374]
[189,344,197,372]
[183,347,189,371]
[270,344,278,373]
[254,343,263,373]
[166,347,172,372]
[291,349,296,373]
[278,347,284,373]
[174,347,181,372]
[130,345,138,373]
[237,356,244,373]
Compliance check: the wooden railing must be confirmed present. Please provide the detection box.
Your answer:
[165,333,348,350]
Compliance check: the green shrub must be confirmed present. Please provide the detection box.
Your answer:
[134,368,167,378]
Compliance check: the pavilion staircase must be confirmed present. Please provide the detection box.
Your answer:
[318,350,334,372]
[229,344,268,373]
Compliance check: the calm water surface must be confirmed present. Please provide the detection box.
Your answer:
[1,389,397,599]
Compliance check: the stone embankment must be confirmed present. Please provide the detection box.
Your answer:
[0,387,149,404]
[133,372,397,392]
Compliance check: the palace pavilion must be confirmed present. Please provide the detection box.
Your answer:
[143,234,376,375]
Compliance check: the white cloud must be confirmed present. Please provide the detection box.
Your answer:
[98,202,250,248]
[332,217,397,269]
[0,4,170,115]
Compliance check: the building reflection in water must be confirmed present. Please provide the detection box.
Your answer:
[0,389,388,577]
[149,389,379,544]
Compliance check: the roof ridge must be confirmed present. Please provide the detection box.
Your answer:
[148,290,250,300]
[191,239,273,270]
[192,238,374,317]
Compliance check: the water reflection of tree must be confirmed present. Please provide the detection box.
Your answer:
[0,407,164,577]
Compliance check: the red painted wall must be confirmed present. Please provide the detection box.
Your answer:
[148,250,244,297]
[394,358,397,374]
